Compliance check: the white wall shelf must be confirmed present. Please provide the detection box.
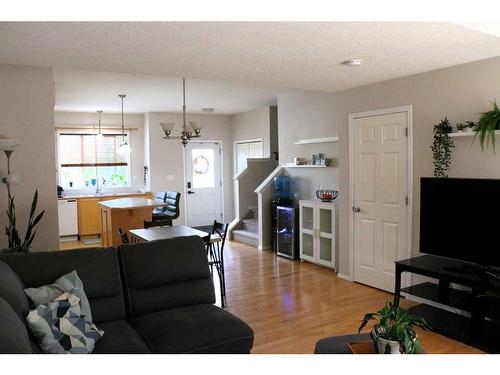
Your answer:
[448,131,476,138]
[448,131,500,138]
[285,163,330,168]
[294,136,339,145]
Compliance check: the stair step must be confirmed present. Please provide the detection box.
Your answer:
[242,219,258,234]
[232,229,258,247]
[248,206,259,219]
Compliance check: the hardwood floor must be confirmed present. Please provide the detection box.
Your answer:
[59,238,483,353]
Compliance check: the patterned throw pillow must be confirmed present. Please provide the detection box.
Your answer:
[25,270,93,323]
[26,292,104,354]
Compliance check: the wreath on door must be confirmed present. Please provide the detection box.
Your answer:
[193,155,210,174]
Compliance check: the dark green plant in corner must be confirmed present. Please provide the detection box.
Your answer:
[2,189,45,254]
[431,117,454,178]
[359,302,431,354]
[474,100,500,151]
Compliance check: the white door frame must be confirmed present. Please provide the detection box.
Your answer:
[183,139,225,226]
[233,138,263,176]
[347,105,413,285]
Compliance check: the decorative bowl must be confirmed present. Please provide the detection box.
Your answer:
[316,189,338,202]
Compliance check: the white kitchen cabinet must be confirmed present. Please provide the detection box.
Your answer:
[299,200,336,269]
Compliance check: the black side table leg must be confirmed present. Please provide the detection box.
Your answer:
[394,266,403,306]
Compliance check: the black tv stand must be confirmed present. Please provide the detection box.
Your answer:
[442,264,500,282]
[394,255,500,353]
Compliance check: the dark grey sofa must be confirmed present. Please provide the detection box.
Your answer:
[0,236,254,354]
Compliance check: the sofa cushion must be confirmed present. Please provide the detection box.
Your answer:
[0,248,126,323]
[0,296,32,353]
[131,304,254,353]
[0,260,30,320]
[26,292,104,354]
[119,236,215,318]
[93,320,150,354]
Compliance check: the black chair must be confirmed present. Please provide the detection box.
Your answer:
[208,221,229,308]
[118,228,129,244]
[152,191,181,225]
[143,220,171,229]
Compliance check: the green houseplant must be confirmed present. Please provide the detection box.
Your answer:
[474,100,500,151]
[359,302,431,354]
[2,189,45,253]
[430,117,454,178]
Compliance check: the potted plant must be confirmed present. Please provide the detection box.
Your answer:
[465,121,476,133]
[1,189,45,254]
[474,100,500,151]
[430,117,454,178]
[358,302,431,354]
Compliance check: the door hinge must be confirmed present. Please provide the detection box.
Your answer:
[220,180,222,187]
[405,196,408,206]
[405,127,408,137]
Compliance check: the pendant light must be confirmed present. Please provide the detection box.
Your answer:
[118,94,131,154]
[96,110,103,139]
[160,77,202,147]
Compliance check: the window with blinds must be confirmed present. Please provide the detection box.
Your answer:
[58,133,131,189]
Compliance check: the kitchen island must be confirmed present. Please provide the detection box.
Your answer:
[99,197,167,247]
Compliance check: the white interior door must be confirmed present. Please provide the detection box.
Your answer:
[185,141,223,227]
[352,111,408,292]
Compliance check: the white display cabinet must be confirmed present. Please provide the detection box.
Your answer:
[299,200,336,269]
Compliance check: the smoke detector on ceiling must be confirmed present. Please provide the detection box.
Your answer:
[342,59,362,67]
[202,108,215,113]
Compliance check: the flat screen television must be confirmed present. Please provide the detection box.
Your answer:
[420,177,500,268]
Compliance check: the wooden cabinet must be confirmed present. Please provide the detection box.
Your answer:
[76,193,153,238]
[77,197,102,237]
[299,200,336,269]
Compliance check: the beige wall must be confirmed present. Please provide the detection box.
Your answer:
[335,56,500,275]
[54,111,146,191]
[146,112,234,225]
[276,57,500,275]
[0,64,58,251]
[231,107,275,165]
[277,90,340,201]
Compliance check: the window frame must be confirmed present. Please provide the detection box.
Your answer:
[55,128,132,191]
[233,138,263,176]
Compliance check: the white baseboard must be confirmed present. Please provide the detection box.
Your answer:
[336,273,352,281]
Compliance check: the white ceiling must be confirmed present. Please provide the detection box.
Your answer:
[1,22,499,114]
[53,69,287,114]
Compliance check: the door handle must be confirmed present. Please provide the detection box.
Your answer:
[187,191,195,194]
[352,206,361,212]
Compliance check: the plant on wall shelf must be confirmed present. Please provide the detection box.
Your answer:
[474,100,500,151]
[431,117,454,178]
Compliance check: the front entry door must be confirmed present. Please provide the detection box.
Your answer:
[352,111,409,292]
[185,141,223,227]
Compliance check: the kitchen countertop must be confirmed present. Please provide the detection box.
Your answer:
[58,191,151,200]
[98,197,166,210]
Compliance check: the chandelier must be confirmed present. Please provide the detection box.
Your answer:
[160,77,202,147]
[118,94,131,154]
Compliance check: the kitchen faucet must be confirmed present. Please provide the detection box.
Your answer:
[95,176,106,195]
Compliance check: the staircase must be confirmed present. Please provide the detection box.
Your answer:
[232,207,259,247]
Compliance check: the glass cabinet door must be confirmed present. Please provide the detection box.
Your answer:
[316,205,335,268]
[300,231,315,261]
[301,205,314,231]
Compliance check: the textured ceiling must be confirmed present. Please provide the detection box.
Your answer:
[53,69,287,114]
[1,22,499,113]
